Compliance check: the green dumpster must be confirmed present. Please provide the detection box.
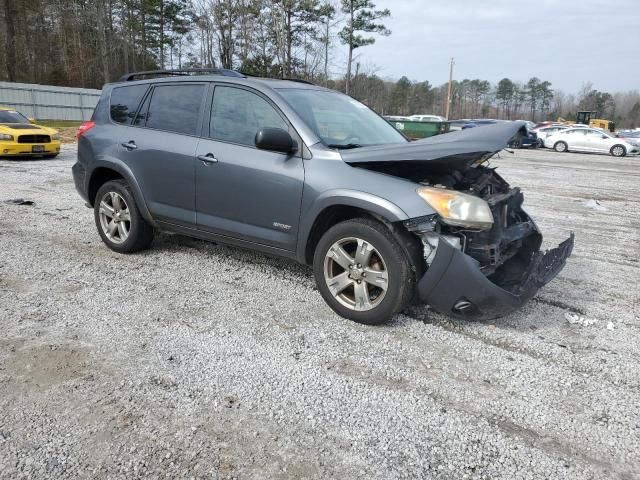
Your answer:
[386,120,450,140]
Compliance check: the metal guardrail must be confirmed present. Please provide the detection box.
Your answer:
[0,81,102,121]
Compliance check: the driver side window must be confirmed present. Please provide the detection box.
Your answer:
[210,86,288,147]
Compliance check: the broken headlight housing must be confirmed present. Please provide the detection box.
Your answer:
[416,186,494,230]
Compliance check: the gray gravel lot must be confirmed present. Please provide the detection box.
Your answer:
[0,144,639,479]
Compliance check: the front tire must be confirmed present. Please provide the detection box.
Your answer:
[554,141,568,153]
[94,180,154,253]
[610,145,626,157]
[313,218,414,325]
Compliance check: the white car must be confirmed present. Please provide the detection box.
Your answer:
[533,125,569,146]
[409,114,445,122]
[544,128,639,157]
[615,131,640,148]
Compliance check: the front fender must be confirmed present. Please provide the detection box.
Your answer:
[296,189,412,262]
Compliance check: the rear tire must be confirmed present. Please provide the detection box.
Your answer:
[554,141,568,153]
[313,218,414,325]
[42,153,59,159]
[610,145,626,157]
[94,179,154,253]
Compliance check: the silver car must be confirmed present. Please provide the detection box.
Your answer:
[544,128,639,156]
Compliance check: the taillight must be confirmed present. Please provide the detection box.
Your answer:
[76,121,96,139]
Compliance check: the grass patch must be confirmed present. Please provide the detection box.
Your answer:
[57,127,78,143]
[36,120,82,128]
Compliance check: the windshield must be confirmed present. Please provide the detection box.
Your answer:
[591,129,611,137]
[278,89,406,148]
[0,110,30,123]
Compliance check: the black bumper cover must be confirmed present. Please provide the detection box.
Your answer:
[417,234,574,320]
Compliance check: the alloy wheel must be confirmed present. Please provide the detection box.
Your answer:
[323,237,389,311]
[98,191,131,244]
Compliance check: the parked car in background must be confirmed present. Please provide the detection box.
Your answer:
[383,115,411,122]
[409,114,446,122]
[544,128,639,156]
[615,130,640,148]
[533,125,569,147]
[0,107,61,158]
[508,130,538,149]
[515,120,536,131]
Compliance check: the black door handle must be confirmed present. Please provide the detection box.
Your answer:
[121,141,137,151]
[197,153,218,165]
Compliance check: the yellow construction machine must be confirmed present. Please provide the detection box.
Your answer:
[557,111,615,132]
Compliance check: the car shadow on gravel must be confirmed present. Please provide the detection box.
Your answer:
[147,232,573,333]
[151,232,313,276]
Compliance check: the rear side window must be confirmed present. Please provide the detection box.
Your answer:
[144,84,205,135]
[110,85,148,124]
[210,86,287,146]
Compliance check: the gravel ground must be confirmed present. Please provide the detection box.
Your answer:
[0,144,639,479]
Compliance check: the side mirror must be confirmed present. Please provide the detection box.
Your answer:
[28,117,36,123]
[255,128,298,154]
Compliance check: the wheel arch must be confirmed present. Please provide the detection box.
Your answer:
[87,162,156,226]
[298,191,422,274]
[554,140,568,152]
[610,144,626,157]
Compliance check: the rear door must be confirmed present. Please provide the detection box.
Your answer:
[568,129,588,151]
[120,82,207,227]
[194,84,304,251]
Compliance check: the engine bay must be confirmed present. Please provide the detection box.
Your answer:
[405,164,543,289]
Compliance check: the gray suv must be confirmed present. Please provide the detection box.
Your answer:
[73,69,574,325]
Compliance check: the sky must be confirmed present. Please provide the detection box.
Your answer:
[333,0,640,94]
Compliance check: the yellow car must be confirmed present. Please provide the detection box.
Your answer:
[0,107,61,158]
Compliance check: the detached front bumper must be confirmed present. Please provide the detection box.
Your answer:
[416,234,574,320]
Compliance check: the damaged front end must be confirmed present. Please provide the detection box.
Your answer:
[404,165,574,319]
[343,122,574,320]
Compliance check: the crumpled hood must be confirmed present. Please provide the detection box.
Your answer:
[340,121,528,171]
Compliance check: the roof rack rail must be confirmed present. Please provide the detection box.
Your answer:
[282,78,314,85]
[118,68,246,82]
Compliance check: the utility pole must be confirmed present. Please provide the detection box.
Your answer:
[445,58,454,119]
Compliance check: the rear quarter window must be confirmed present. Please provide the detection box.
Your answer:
[110,85,148,125]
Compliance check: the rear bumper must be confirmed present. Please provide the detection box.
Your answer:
[72,161,89,203]
[416,234,574,320]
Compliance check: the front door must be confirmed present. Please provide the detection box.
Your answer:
[195,84,304,251]
[121,82,207,226]
[584,129,608,153]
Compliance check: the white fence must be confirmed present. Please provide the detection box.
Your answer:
[0,81,102,121]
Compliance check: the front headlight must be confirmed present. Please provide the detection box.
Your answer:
[417,186,494,230]
[0,133,13,141]
[51,133,60,140]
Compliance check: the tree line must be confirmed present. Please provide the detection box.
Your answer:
[1,0,638,127]
[0,0,390,94]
